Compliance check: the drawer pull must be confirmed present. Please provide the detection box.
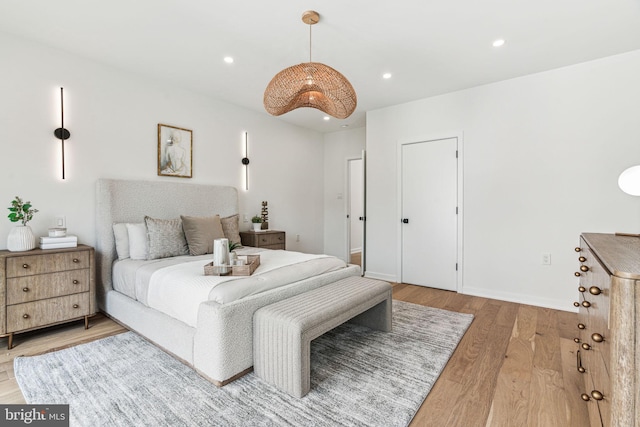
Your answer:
[261,238,267,242]
[73,280,79,284]
[23,314,30,319]
[588,286,601,296]
[591,390,604,401]
[577,323,585,329]
[278,237,283,240]
[581,301,591,308]
[578,256,586,262]
[581,343,591,350]
[576,350,585,373]
[22,287,29,292]
[580,265,589,272]
[573,337,581,343]
[73,258,79,263]
[22,263,29,269]
[575,247,582,252]
[578,286,586,293]
[580,393,590,401]
[73,304,79,309]
[573,302,580,307]
[591,333,604,343]
[578,366,585,373]
[574,272,581,277]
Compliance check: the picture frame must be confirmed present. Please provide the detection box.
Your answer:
[157,123,193,178]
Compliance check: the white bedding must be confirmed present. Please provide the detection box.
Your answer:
[113,248,347,327]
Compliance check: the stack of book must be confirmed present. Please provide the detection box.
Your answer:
[40,235,78,249]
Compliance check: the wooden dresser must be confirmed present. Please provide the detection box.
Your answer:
[240,230,286,250]
[574,233,639,427]
[0,244,96,348]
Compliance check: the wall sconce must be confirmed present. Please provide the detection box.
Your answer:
[53,87,71,179]
[618,165,640,196]
[241,131,250,191]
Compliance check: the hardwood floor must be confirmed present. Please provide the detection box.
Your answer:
[350,251,361,266]
[0,285,589,426]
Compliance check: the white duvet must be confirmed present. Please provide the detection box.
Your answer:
[144,249,346,327]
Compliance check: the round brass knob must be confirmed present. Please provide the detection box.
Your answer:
[582,301,591,308]
[573,302,580,307]
[588,286,601,296]
[23,314,29,319]
[22,287,29,292]
[73,280,79,284]
[73,304,79,309]
[573,338,581,343]
[580,393,590,401]
[591,333,604,343]
[580,265,589,272]
[575,247,582,252]
[578,323,586,329]
[22,264,28,269]
[578,256,586,262]
[73,258,79,263]
[578,286,586,293]
[581,343,591,350]
[578,366,586,373]
[591,390,604,401]
[574,272,581,277]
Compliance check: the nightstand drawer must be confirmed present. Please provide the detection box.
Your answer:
[6,250,90,278]
[240,230,286,250]
[256,233,285,246]
[7,292,90,332]
[7,270,90,305]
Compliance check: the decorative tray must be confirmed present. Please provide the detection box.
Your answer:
[204,254,260,276]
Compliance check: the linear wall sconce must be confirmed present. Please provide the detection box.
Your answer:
[53,87,71,179]
[241,131,250,190]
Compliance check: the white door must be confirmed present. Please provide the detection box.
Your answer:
[347,156,365,274]
[401,138,458,290]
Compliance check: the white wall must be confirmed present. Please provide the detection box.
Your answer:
[0,32,326,254]
[366,49,640,311]
[323,127,366,260]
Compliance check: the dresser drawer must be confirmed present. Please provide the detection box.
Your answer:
[7,292,90,333]
[240,231,286,249]
[6,250,90,278]
[7,270,90,305]
[255,233,285,246]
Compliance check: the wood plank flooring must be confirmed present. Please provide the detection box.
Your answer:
[0,284,589,426]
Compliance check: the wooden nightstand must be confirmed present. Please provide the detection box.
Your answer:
[0,244,96,349]
[240,230,286,250]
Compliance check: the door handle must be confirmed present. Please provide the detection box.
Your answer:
[402,218,409,224]
[359,217,364,221]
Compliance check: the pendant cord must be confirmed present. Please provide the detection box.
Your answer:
[309,23,312,63]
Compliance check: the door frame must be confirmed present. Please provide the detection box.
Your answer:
[345,153,365,275]
[396,131,464,291]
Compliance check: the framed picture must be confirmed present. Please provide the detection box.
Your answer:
[157,124,193,178]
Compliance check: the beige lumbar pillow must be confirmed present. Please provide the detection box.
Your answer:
[181,215,225,256]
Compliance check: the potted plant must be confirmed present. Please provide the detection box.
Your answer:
[251,215,263,232]
[6,196,38,252]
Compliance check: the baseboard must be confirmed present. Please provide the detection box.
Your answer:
[462,286,576,313]
[364,271,397,282]
[350,248,362,254]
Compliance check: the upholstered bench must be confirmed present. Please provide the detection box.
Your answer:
[253,276,392,398]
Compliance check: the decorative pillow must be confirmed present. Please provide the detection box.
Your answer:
[180,215,225,256]
[113,223,130,260]
[126,223,149,260]
[221,214,242,246]
[144,216,188,260]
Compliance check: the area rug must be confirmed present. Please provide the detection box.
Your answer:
[14,301,473,427]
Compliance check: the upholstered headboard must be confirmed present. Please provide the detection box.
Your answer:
[95,178,239,310]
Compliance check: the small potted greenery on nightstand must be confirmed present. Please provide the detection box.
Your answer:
[6,196,39,252]
[251,215,263,232]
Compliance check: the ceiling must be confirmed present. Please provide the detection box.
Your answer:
[3,0,640,133]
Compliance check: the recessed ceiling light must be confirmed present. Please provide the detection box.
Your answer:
[224,56,234,64]
[492,39,505,47]
[382,73,392,79]
[323,116,330,121]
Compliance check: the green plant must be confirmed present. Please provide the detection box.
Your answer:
[7,196,38,226]
[251,215,263,223]
[229,241,242,251]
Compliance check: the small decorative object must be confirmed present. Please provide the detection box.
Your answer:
[205,254,260,276]
[261,201,269,230]
[158,124,193,178]
[6,196,38,252]
[53,87,71,180]
[48,227,67,237]
[263,10,357,119]
[211,238,230,275]
[251,215,263,232]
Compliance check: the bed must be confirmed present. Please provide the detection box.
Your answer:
[95,178,360,385]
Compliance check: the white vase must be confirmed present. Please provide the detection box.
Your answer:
[252,223,262,232]
[7,225,36,252]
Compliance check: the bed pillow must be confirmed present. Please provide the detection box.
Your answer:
[181,215,225,255]
[126,222,149,260]
[221,214,242,246]
[144,216,189,260]
[112,223,131,260]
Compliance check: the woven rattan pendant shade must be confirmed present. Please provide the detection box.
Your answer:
[263,11,357,119]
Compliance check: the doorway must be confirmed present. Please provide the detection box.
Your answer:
[347,156,365,273]
[399,137,460,291]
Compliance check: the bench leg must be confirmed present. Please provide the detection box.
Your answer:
[348,295,392,332]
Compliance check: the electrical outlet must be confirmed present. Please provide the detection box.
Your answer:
[54,216,66,228]
[243,213,249,223]
[541,253,551,265]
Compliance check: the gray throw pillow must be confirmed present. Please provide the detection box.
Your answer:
[144,216,188,260]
